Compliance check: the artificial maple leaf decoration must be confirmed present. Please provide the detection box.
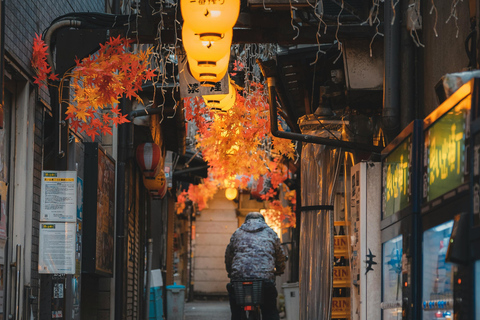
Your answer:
[31,33,58,89]
[178,82,297,228]
[31,35,157,139]
[263,199,296,229]
[185,82,295,191]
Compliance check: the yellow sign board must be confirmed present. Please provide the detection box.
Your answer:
[334,236,348,255]
[333,266,350,287]
[331,297,350,317]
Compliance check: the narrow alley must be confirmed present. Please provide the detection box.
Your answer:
[184,300,231,320]
[4,0,480,319]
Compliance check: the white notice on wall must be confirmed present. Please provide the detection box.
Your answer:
[39,222,76,274]
[41,171,77,222]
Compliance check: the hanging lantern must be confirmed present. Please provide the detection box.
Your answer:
[203,80,236,112]
[143,171,167,199]
[225,187,238,201]
[149,184,168,199]
[182,24,232,68]
[188,53,229,84]
[136,142,162,178]
[181,0,240,41]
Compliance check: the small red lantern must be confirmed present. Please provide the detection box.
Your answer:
[136,142,162,178]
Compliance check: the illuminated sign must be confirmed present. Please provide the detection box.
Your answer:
[424,99,469,202]
[331,297,350,316]
[334,236,348,255]
[333,266,350,286]
[383,136,411,217]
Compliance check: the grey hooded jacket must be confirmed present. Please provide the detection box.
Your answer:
[225,214,286,281]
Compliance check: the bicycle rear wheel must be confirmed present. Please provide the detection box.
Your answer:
[245,307,262,320]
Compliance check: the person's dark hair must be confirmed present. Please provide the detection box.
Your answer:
[245,211,265,222]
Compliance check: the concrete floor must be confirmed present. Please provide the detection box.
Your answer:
[185,299,231,320]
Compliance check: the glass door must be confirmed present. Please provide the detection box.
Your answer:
[382,235,402,320]
[422,220,455,320]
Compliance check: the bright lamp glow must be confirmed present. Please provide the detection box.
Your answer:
[182,24,232,67]
[225,187,238,200]
[188,53,229,83]
[181,0,240,41]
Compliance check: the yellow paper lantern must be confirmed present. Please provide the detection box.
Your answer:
[182,24,232,68]
[188,53,229,83]
[181,0,240,41]
[225,187,238,200]
[203,80,236,112]
[143,170,166,191]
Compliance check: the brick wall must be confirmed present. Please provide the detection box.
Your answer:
[4,1,106,318]
[5,0,105,74]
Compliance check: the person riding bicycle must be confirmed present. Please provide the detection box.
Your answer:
[225,211,287,320]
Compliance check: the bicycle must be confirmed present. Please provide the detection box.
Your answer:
[231,279,265,320]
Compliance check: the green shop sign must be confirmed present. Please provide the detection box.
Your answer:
[424,99,469,202]
[383,136,411,218]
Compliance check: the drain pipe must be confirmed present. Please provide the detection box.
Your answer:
[266,78,383,153]
[44,20,82,75]
[400,0,415,128]
[127,106,168,120]
[383,0,401,142]
[115,98,128,320]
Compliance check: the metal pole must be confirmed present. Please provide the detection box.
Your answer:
[115,98,128,320]
[15,245,21,320]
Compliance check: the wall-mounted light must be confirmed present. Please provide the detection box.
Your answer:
[181,0,240,41]
[225,187,238,201]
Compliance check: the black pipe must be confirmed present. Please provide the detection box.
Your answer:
[115,98,128,320]
[0,0,4,130]
[267,78,383,153]
[383,0,401,142]
[172,165,209,176]
[291,157,301,283]
[127,106,166,121]
[400,0,415,129]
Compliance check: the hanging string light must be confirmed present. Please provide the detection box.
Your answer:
[180,0,240,41]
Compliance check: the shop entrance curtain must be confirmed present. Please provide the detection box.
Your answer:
[299,136,341,320]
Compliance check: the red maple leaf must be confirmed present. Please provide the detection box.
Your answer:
[84,125,99,141]
[69,118,82,132]
[112,113,129,125]
[102,113,112,124]
[99,124,112,135]
[48,73,59,81]
[144,68,156,80]
[111,105,122,116]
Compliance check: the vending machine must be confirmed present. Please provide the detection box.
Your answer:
[349,161,381,320]
[421,80,474,320]
[380,119,423,320]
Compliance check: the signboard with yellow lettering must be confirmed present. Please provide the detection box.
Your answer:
[423,97,470,203]
[333,266,350,287]
[39,222,76,274]
[382,136,411,218]
[334,235,348,255]
[331,297,350,318]
[41,171,77,222]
